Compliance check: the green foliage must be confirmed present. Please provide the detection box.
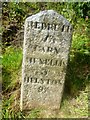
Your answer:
[73,2,90,18]
[2,44,21,66]
[2,2,90,47]
[3,46,22,71]
[2,46,22,91]
[72,33,90,55]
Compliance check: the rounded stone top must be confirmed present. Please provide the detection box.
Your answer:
[25,10,70,26]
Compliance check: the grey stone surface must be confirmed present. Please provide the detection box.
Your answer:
[20,10,73,110]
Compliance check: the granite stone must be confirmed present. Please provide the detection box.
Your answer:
[20,10,73,110]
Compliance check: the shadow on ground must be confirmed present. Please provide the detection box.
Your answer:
[63,51,90,99]
[2,68,12,93]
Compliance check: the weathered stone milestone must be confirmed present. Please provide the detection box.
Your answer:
[20,10,73,110]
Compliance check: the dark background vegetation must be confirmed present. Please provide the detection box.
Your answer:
[2,2,90,118]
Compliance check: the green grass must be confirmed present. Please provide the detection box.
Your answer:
[2,46,22,92]
[2,46,22,71]
[2,46,23,118]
